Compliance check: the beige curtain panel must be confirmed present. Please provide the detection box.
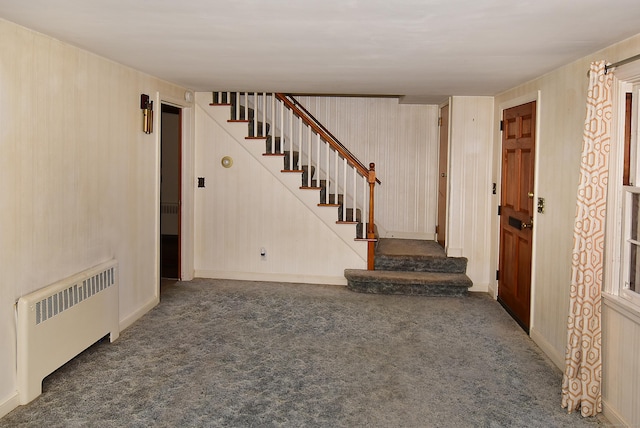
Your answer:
[562,60,612,417]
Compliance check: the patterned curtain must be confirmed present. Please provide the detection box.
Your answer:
[561,60,612,417]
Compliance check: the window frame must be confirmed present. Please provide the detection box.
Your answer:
[620,186,640,307]
[606,63,640,311]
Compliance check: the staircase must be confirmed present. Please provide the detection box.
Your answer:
[207,92,469,293]
[344,238,473,296]
[211,92,376,245]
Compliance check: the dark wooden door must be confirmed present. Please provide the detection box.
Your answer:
[437,104,449,248]
[498,101,536,331]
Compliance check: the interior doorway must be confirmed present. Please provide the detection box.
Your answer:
[437,104,449,248]
[160,104,181,279]
[498,101,536,332]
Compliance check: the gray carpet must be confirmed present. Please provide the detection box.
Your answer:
[1,279,604,427]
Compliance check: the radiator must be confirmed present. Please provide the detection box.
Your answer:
[16,259,120,405]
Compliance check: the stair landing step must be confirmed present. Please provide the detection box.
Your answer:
[344,269,472,297]
[374,254,468,273]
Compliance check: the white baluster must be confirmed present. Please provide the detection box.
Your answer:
[280,99,284,154]
[298,116,302,170]
[252,93,258,137]
[363,172,368,231]
[233,92,240,120]
[316,133,321,189]
[262,92,266,137]
[335,150,339,210]
[325,143,330,204]
[289,108,294,170]
[242,93,246,122]
[342,158,347,221]
[307,126,312,187]
[271,94,276,154]
[353,166,357,223]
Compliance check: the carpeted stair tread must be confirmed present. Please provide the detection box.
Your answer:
[374,238,467,273]
[374,254,467,273]
[344,269,472,296]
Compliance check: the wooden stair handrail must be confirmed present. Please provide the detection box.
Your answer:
[275,93,382,184]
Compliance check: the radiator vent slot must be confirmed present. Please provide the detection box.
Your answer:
[34,267,115,325]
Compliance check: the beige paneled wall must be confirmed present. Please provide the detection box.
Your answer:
[193,97,366,283]
[294,96,439,239]
[448,96,494,292]
[0,19,188,415]
[493,32,640,426]
[602,300,640,427]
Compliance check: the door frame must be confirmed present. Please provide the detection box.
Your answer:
[154,91,194,295]
[437,101,451,250]
[494,91,541,331]
[160,103,183,279]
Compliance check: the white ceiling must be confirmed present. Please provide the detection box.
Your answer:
[2,0,640,104]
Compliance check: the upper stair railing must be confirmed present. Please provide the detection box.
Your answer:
[213,92,379,269]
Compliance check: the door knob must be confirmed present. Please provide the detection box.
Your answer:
[527,192,534,198]
[521,219,533,230]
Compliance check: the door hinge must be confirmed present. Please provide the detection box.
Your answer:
[435,225,439,234]
[496,270,500,280]
[498,205,502,215]
[438,117,442,127]
[499,120,504,131]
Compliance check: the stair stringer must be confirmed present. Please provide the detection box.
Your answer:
[198,98,367,262]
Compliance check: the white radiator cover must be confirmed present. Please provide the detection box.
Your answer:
[16,259,120,405]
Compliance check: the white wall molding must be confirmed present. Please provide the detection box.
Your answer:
[383,231,434,240]
[195,270,348,286]
[119,295,160,332]
[530,327,564,371]
[0,392,20,419]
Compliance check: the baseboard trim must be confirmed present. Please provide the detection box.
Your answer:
[487,282,498,299]
[0,392,20,419]
[195,270,348,286]
[446,247,463,257]
[382,231,435,240]
[119,295,159,332]
[602,397,629,427]
[468,282,489,293]
[530,327,564,371]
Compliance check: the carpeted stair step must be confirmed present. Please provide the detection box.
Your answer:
[374,238,467,273]
[265,135,283,153]
[356,222,378,239]
[304,179,327,189]
[283,151,299,170]
[248,120,270,137]
[301,165,315,184]
[339,207,361,222]
[322,193,343,205]
[375,253,467,273]
[230,103,254,121]
[344,269,472,296]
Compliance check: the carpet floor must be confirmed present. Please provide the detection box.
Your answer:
[1,278,605,427]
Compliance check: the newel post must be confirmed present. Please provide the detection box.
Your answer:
[367,163,376,270]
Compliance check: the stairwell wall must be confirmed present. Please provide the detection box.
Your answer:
[193,94,367,285]
[293,96,439,240]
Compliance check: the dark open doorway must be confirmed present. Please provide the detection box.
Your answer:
[160,104,181,279]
